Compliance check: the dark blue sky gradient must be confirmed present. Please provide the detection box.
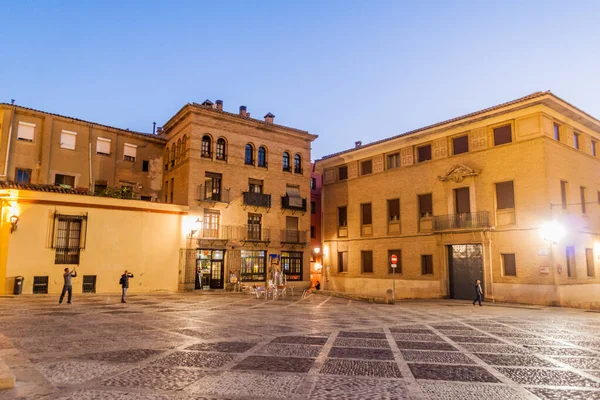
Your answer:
[2,1,599,159]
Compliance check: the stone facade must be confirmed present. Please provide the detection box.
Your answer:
[316,92,600,309]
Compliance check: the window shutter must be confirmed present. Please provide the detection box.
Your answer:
[493,125,512,145]
[124,143,137,159]
[419,194,433,215]
[286,185,303,207]
[361,203,372,225]
[60,130,77,150]
[97,138,111,154]
[496,181,515,209]
[17,122,35,141]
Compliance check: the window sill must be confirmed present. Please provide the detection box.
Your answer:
[60,147,76,151]
[96,152,111,157]
[17,138,34,143]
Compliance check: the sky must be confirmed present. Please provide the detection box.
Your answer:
[2,1,600,160]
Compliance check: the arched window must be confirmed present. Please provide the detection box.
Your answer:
[282,152,290,172]
[258,146,267,167]
[245,144,254,165]
[165,148,170,171]
[294,154,302,174]
[176,138,182,162]
[181,135,187,159]
[216,138,226,160]
[201,135,211,158]
[170,144,175,167]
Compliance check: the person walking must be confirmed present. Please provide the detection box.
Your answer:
[473,279,483,306]
[120,270,134,303]
[59,267,77,304]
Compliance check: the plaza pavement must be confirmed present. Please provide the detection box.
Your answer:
[0,292,599,400]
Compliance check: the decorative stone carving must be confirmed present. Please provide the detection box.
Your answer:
[470,128,487,151]
[347,162,358,179]
[433,138,448,159]
[437,164,480,183]
[400,147,413,166]
[373,154,384,173]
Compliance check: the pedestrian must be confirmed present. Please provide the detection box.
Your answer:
[120,270,134,303]
[473,279,483,306]
[59,267,77,304]
[315,281,321,290]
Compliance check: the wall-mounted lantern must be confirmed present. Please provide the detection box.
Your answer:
[10,215,19,233]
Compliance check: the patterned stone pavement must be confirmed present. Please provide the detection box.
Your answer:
[1,293,600,399]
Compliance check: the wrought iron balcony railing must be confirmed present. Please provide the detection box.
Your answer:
[243,191,271,208]
[196,185,230,203]
[280,229,307,244]
[281,195,307,212]
[242,226,270,242]
[433,211,491,231]
[198,225,233,240]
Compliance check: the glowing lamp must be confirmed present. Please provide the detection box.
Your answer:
[9,215,19,233]
[540,221,565,244]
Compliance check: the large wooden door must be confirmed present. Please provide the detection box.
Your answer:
[448,244,483,300]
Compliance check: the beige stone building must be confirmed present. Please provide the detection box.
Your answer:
[160,100,317,291]
[316,91,600,308]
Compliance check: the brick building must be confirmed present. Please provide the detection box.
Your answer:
[316,91,600,308]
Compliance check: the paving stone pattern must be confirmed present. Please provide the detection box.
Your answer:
[1,293,600,399]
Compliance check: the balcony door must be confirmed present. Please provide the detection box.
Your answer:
[286,216,299,242]
[248,213,262,240]
[203,210,220,238]
[454,187,470,214]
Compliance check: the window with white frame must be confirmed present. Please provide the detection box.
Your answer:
[123,143,137,162]
[17,122,35,142]
[96,137,111,155]
[60,130,77,150]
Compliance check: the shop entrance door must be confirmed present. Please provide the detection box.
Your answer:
[210,261,224,289]
[448,244,483,300]
[197,249,225,290]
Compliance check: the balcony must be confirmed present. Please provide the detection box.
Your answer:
[433,211,491,231]
[281,195,307,212]
[240,226,270,245]
[243,191,271,209]
[280,229,307,246]
[196,225,233,246]
[196,185,230,204]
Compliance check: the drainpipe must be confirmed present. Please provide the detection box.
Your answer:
[1,105,16,178]
[89,124,93,193]
[485,230,495,302]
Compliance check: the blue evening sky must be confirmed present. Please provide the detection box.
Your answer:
[2,1,599,159]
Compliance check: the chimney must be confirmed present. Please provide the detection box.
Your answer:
[157,127,163,134]
[264,112,275,124]
[239,105,247,117]
[10,99,15,105]
[153,122,156,134]
[355,141,362,148]
[216,99,223,111]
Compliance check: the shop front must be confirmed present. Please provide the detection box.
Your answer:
[240,249,266,282]
[196,249,225,289]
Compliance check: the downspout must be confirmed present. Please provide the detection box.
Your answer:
[486,230,495,302]
[89,124,93,193]
[1,105,17,178]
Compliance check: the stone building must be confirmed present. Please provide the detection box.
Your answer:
[310,164,323,287]
[316,91,600,308]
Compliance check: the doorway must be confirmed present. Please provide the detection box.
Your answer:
[448,244,483,300]
[196,249,225,289]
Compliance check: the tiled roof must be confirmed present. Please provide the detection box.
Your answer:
[319,91,552,160]
[0,103,166,143]
[0,181,92,195]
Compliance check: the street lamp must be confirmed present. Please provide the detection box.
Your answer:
[540,221,566,244]
[190,218,202,237]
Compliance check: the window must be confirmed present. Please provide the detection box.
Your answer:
[282,251,302,281]
[418,194,432,218]
[201,135,211,157]
[247,213,262,241]
[17,121,35,142]
[249,178,263,194]
[560,181,568,210]
[360,159,372,175]
[502,253,516,276]
[338,166,348,180]
[282,152,291,172]
[176,139,182,162]
[496,181,515,209]
[586,248,595,277]
[181,135,187,159]
[361,251,373,273]
[170,144,175,166]
[245,144,254,165]
[311,226,316,238]
[361,203,372,225]
[240,250,266,281]
[310,178,317,190]
[257,146,267,167]
[387,199,400,222]
[60,130,77,150]
[453,135,469,155]
[421,255,433,275]
[33,276,49,294]
[417,145,432,162]
[388,249,402,274]
[216,138,226,160]
[203,209,220,237]
[170,177,174,203]
[337,251,348,272]
[387,153,400,169]
[566,246,576,278]
[82,275,97,293]
[454,187,470,214]
[338,206,347,227]
[593,140,597,157]
[15,168,31,184]
[142,160,149,172]
[164,180,168,203]
[124,143,137,162]
[141,195,152,201]
[55,174,75,188]
[311,201,316,214]
[294,154,302,174]
[164,148,169,171]
[204,172,222,201]
[581,186,587,214]
[553,124,560,141]
[54,214,87,265]
[573,132,580,149]
[96,137,111,155]
[493,124,512,146]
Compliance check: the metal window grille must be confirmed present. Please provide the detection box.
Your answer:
[281,251,302,281]
[82,275,97,293]
[52,213,87,265]
[33,276,49,294]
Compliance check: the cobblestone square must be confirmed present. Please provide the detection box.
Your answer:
[1,293,600,399]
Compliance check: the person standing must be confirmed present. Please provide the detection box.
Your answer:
[120,270,134,303]
[59,267,77,304]
[473,279,483,306]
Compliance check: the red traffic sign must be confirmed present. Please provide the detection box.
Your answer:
[390,254,398,264]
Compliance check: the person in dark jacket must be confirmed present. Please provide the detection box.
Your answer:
[120,270,134,303]
[59,267,77,304]
[473,279,483,306]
